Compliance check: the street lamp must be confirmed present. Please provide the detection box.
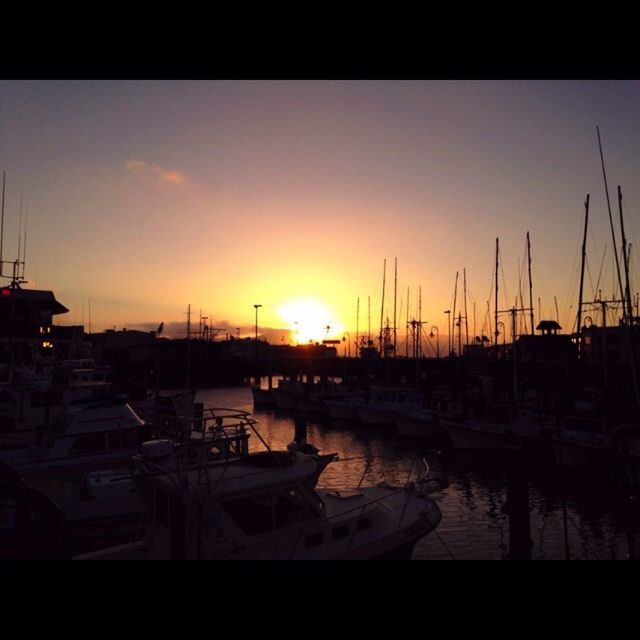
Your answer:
[253,304,262,386]
[429,326,439,359]
[444,310,451,357]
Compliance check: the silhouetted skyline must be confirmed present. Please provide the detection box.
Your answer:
[2,80,639,341]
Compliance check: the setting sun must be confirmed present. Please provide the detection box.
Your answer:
[277,298,345,344]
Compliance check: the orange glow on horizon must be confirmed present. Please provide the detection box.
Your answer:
[277,298,345,344]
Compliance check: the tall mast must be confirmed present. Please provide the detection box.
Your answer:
[451,271,458,356]
[379,259,386,356]
[17,196,22,264]
[618,185,640,403]
[1,171,5,274]
[393,257,397,358]
[597,126,626,316]
[494,238,499,358]
[419,284,423,357]
[356,297,360,356]
[186,303,191,391]
[463,268,469,349]
[527,231,534,335]
[406,286,410,358]
[618,185,634,321]
[577,195,590,356]
[368,296,371,343]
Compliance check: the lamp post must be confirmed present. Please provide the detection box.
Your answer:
[253,304,262,386]
[429,326,439,359]
[444,310,451,357]
[294,321,299,346]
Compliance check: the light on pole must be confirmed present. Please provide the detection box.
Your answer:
[429,326,439,359]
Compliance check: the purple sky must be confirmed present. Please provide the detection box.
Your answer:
[2,80,640,345]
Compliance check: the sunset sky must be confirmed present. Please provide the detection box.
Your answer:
[2,80,640,347]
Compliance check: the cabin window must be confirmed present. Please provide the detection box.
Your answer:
[222,486,319,536]
[222,492,274,535]
[272,487,318,528]
[68,434,107,454]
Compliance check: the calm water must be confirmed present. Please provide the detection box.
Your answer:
[196,385,633,561]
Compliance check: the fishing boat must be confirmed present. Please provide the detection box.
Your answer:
[394,407,445,438]
[438,401,546,451]
[75,408,445,560]
[356,387,425,428]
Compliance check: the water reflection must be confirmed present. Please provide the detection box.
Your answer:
[197,386,631,560]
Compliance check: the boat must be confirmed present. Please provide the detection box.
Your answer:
[325,396,367,421]
[394,407,446,438]
[251,385,277,408]
[438,401,547,451]
[75,408,445,560]
[356,387,425,427]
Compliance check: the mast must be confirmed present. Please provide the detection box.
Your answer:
[186,303,191,391]
[527,231,534,335]
[463,268,469,350]
[368,296,371,344]
[0,170,5,274]
[356,297,360,356]
[17,196,22,264]
[379,259,386,356]
[451,272,458,356]
[406,286,410,358]
[393,257,397,358]
[618,186,640,404]
[494,238,499,358]
[618,186,634,321]
[577,195,589,356]
[597,126,626,316]
[419,284,423,358]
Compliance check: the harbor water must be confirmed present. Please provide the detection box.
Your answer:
[197,384,633,561]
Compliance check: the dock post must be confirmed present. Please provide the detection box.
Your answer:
[505,444,531,560]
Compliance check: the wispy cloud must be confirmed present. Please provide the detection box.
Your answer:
[124,158,186,186]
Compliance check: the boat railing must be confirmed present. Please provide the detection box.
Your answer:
[142,405,308,494]
[269,473,443,560]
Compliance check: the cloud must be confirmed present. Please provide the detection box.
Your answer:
[153,167,185,185]
[124,158,186,186]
